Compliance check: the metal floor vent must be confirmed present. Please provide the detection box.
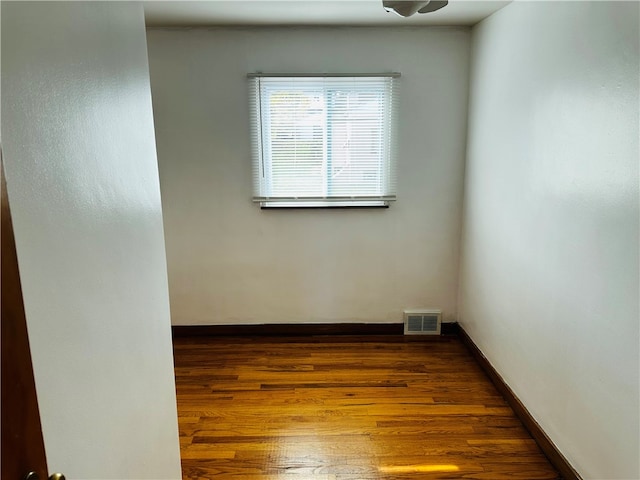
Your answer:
[403,309,442,335]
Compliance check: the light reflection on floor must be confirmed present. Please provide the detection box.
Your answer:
[379,464,460,473]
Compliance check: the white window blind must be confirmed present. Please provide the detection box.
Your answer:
[249,74,399,207]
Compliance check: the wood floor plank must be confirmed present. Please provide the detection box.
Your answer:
[174,336,561,479]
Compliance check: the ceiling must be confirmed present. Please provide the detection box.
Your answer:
[143,1,511,27]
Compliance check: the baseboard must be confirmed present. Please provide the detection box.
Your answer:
[172,322,460,338]
[172,323,402,337]
[457,326,581,480]
[440,322,459,336]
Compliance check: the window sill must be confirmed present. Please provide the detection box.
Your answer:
[260,204,390,210]
[258,200,392,209]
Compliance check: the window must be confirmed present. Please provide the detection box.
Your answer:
[249,74,399,207]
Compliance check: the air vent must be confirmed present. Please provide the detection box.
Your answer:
[403,309,442,335]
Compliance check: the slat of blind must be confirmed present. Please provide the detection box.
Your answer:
[249,76,398,205]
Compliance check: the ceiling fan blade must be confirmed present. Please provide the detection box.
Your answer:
[418,0,448,13]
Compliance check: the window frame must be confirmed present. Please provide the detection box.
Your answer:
[249,73,399,209]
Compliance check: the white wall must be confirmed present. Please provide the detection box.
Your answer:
[459,2,639,478]
[147,27,470,325]
[2,3,182,479]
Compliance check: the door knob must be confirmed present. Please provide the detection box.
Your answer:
[22,472,66,480]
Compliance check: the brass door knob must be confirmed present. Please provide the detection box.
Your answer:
[22,471,65,480]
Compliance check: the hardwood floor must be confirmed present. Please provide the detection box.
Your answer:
[173,336,561,479]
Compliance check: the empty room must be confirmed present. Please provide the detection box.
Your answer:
[2,1,638,480]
